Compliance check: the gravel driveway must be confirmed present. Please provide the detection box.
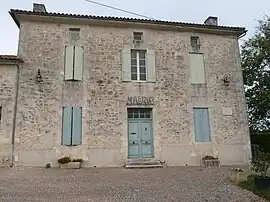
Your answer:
[0,167,267,202]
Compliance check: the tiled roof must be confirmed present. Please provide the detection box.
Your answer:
[9,9,246,35]
[0,55,23,63]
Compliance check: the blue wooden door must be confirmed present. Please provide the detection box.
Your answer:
[140,121,153,158]
[128,108,153,158]
[128,121,140,158]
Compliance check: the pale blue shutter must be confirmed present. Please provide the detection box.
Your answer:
[122,47,131,81]
[146,49,156,82]
[64,46,74,80]
[72,107,82,145]
[62,107,72,146]
[74,46,83,81]
[189,53,205,84]
[193,108,211,142]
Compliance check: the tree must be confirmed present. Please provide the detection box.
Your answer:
[241,16,270,131]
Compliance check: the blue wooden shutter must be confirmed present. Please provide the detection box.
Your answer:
[193,108,211,142]
[72,107,82,145]
[62,107,72,146]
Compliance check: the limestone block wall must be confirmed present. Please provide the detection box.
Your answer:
[0,64,17,166]
[14,20,251,167]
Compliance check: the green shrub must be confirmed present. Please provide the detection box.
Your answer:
[251,151,270,177]
[250,132,270,153]
[202,155,218,160]
[57,156,71,164]
[72,158,84,163]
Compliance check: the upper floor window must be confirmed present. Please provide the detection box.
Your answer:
[122,48,156,83]
[64,45,83,81]
[131,50,146,81]
[189,53,206,84]
[69,28,80,41]
[133,32,143,41]
[190,36,200,52]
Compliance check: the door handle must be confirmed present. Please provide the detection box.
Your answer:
[131,133,136,135]
[133,142,135,144]
[145,141,148,144]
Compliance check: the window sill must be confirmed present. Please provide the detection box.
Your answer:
[64,80,83,82]
[131,80,148,83]
[62,144,82,147]
[194,141,212,144]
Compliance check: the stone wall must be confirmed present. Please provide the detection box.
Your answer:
[0,63,17,167]
[14,20,251,167]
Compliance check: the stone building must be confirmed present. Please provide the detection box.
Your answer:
[1,3,251,167]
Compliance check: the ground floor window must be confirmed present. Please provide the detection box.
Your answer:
[193,107,211,142]
[62,106,82,146]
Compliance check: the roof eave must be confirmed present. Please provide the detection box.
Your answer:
[9,11,20,28]
[9,10,246,36]
[0,60,23,65]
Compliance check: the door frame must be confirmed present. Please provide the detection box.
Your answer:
[127,108,154,159]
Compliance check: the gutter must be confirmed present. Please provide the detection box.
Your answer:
[238,30,247,39]
[10,63,20,167]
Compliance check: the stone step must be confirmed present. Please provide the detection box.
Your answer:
[125,158,163,168]
[125,164,163,169]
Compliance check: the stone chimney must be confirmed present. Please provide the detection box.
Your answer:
[33,3,47,13]
[204,16,218,26]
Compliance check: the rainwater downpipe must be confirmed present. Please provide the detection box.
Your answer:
[10,63,20,167]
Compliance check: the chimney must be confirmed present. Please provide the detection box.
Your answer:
[204,16,218,26]
[33,3,47,13]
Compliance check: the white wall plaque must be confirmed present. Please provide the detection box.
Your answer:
[222,107,233,116]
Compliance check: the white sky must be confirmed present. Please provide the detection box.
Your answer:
[1,0,270,55]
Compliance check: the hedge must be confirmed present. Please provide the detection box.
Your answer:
[250,132,270,153]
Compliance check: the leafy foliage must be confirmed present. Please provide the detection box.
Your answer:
[202,155,218,160]
[250,131,270,153]
[241,16,270,131]
[72,158,84,163]
[238,175,270,201]
[251,151,270,177]
[57,156,71,164]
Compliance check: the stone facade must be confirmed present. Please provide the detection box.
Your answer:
[7,7,251,167]
[0,61,18,167]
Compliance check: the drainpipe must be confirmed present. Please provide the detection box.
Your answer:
[10,63,20,167]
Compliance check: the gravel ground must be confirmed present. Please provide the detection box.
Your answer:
[0,166,267,202]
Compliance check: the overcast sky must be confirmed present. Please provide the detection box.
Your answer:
[1,0,269,55]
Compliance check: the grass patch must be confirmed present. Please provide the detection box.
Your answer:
[238,175,270,201]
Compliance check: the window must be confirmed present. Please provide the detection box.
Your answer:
[69,28,80,41]
[0,106,2,121]
[131,50,147,81]
[189,53,206,84]
[193,108,211,142]
[62,107,82,146]
[64,45,83,81]
[128,108,151,119]
[190,36,200,52]
[133,32,143,41]
[122,48,155,82]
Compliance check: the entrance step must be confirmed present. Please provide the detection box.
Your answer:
[125,158,163,168]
